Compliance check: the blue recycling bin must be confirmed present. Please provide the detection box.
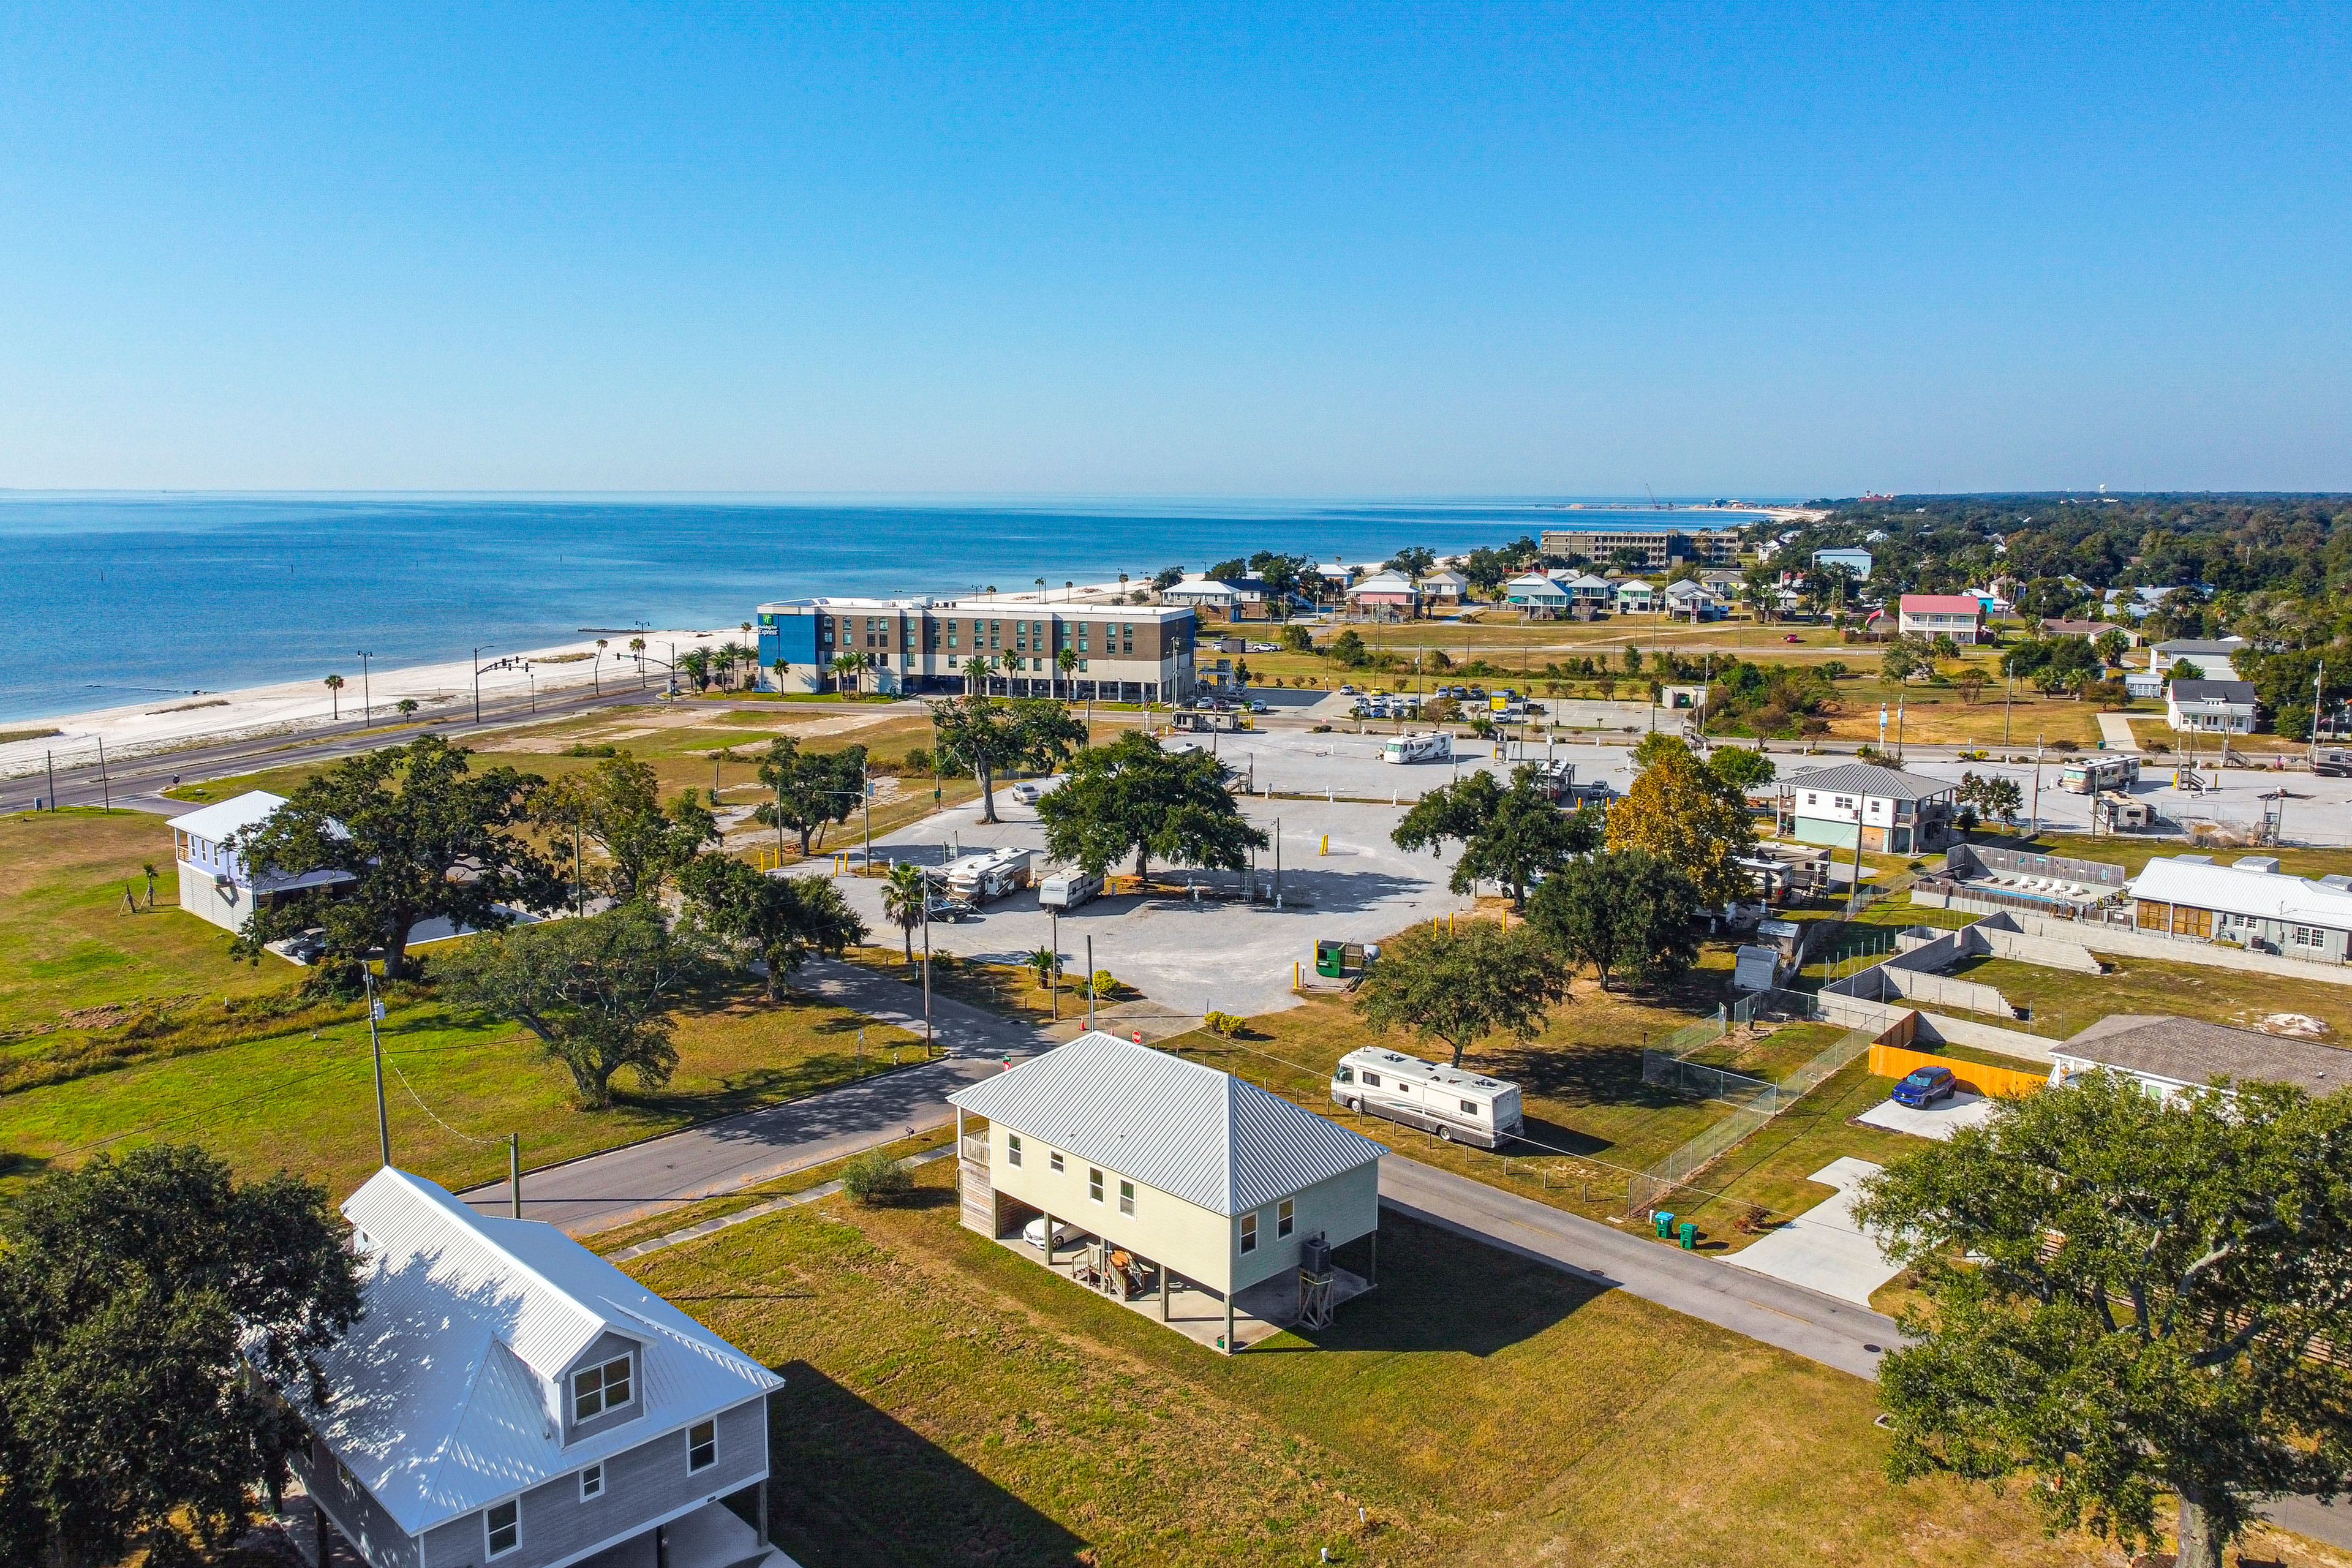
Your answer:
[1654,1211,1675,1239]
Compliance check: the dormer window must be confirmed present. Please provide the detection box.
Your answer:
[572,1354,633,1422]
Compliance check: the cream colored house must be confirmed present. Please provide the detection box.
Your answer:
[951,1032,1385,1353]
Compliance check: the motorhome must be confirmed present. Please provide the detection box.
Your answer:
[1382,731,1453,764]
[944,848,1035,903]
[2059,755,2140,794]
[1330,1047,1523,1148]
[1038,869,1105,911]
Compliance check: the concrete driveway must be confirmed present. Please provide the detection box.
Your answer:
[1724,1157,1902,1308]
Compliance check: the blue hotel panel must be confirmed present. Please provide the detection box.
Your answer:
[760,616,818,668]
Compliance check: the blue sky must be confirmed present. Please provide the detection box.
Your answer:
[2,2,2345,494]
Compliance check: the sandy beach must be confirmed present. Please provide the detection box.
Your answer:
[0,627,736,779]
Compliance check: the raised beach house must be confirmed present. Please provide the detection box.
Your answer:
[280,1167,785,1568]
[1896,594,1987,644]
[1776,761,1958,856]
[167,791,355,935]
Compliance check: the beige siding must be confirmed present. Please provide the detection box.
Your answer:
[1231,1161,1381,1294]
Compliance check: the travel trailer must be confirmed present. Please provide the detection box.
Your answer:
[1330,1047,1523,1148]
[1382,731,1453,764]
[943,848,1036,903]
[1037,869,1105,911]
[2059,756,2141,795]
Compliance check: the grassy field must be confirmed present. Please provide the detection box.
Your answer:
[622,1155,2146,1568]
[1940,950,2352,1042]
[0,805,921,1201]
[2024,832,2352,883]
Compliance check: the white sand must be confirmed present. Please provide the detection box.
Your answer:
[0,628,742,778]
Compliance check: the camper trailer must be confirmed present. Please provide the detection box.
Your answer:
[1382,731,1453,764]
[1037,869,1105,911]
[2059,756,2141,795]
[944,848,1036,904]
[1330,1047,1523,1148]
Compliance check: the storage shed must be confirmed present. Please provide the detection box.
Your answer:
[951,1032,1386,1353]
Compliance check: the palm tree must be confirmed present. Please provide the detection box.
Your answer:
[831,652,861,696]
[881,862,927,963]
[1057,646,1078,701]
[771,655,789,695]
[324,673,344,719]
[396,697,418,717]
[1035,576,1046,605]
[594,638,608,694]
[963,654,993,698]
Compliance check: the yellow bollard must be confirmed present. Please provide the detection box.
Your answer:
[1294,961,1302,989]
[1320,834,1329,856]
[1501,908,1508,932]
[1449,912,1457,935]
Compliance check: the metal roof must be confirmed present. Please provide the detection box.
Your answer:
[1784,761,1958,803]
[2168,679,2256,703]
[2128,855,2352,927]
[290,1169,781,1537]
[2057,1014,2352,1096]
[949,1032,1384,1215]
[1899,594,1984,614]
[166,789,290,842]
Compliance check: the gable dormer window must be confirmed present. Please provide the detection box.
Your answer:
[572,1354,633,1422]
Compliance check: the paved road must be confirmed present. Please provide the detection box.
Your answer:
[458,959,1056,1235]
[1379,1154,1901,1380]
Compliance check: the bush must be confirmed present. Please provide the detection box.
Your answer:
[1202,1010,1245,1037]
[840,1149,913,1204]
[1088,969,1127,1000]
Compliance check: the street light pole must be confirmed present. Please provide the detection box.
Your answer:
[472,646,493,725]
[363,967,390,1168]
[357,650,374,722]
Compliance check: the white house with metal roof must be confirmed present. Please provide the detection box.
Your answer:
[280,1168,786,1568]
[2129,853,2352,961]
[2165,677,2260,734]
[949,1032,1385,1354]
[1502,572,1571,614]
[167,790,356,935]
[1776,761,1959,855]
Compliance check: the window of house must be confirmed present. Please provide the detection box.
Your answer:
[1834,796,1854,812]
[579,1464,603,1501]
[1119,1180,1135,1216]
[1804,793,1818,806]
[571,1355,633,1422]
[486,1500,519,1558]
[1006,1133,1022,1167]
[1089,1168,1104,1203]
[1240,1213,1258,1254]
[688,1419,717,1472]
[1277,1199,1294,1238]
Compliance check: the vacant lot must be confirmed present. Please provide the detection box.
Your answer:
[1943,951,2352,1042]
[627,1156,2129,1567]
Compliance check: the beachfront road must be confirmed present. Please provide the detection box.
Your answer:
[16,679,666,814]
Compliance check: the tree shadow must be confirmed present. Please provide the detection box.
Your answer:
[767,1361,1092,1567]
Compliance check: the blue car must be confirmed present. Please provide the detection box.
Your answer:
[1891,1066,1958,1108]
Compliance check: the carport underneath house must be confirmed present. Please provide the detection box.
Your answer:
[949,1031,1386,1354]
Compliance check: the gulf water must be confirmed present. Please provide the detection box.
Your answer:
[0,493,1776,724]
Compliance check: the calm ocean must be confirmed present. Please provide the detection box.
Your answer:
[0,493,1776,724]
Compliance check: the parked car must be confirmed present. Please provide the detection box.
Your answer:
[926,896,980,922]
[1891,1066,1959,1108]
[1339,683,1359,695]
[1023,1215,1085,1250]
[1783,633,1802,643]
[1009,782,1041,803]
[1248,699,1269,713]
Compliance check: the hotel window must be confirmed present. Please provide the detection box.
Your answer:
[579,1464,603,1501]
[1006,1133,1022,1167]
[1049,1150,1064,1172]
[1119,1180,1135,1216]
[1277,1199,1294,1238]
[1240,1212,1258,1254]
[1078,660,1088,672]
[688,1419,717,1472]
[571,1355,632,1421]
[1089,1168,1104,1203]
[486,1500,519,1558]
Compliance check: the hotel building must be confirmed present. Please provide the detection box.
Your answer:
[755,597,1199,704]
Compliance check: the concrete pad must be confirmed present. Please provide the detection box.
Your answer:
[1854,1090,1998,1142]
[1724,1158,1900,1308]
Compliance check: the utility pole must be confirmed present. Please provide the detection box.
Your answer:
[2003,674,2013,747]
[1050,909,1060,1022]
[510,1135,522,1218]
[45,749,56,810]
[1085,935,1096,1031]
[357,649,374,722]
[2313,662,2326,771]
[921,892,933,1058]
[364,968,390,1168]
[2032,737,2043,834]
[97,737,110,811]
[472,646,493,725]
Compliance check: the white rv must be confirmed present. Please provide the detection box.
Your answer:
[1382,731,1453,765]
[1037,869,1104,911]
[1330,1047,1523,1148]
[944,848,1035,903]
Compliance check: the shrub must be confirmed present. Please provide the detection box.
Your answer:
[1089,969,1126,999]
[564,742,619,758]
[1202,1010,1245,1037]
[840,1149,913,1204]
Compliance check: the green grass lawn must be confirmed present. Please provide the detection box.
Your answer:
[1665,1059,1931,1251]
[2024,831,2352,884]
[1939,950,2352,1042]
[625,1156,2127,1567]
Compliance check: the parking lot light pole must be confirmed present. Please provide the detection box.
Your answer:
[357,650,374,722]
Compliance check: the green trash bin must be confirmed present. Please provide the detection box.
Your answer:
[1677,1221,1697,1250]
[1654,1211,1675,1239]
[1315,940,1346,978]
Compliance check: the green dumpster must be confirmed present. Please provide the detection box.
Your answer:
[1315,940,1347,978]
